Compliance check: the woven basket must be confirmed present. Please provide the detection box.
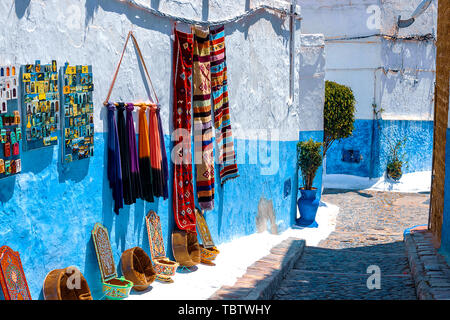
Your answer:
[121,247,156,291]
[43,266,92,300]
[172,229,201,267]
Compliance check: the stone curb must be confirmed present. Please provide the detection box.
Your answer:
[209,237,306,300]
[404,231,450,300]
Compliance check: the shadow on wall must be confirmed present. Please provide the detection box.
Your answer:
[85,0,168,33]
[202,0,209,21]
[0,176,16,203]
[84,233,104,299]
[151,0,161,10]
[57,158,90,184]
[85,0,290,43]
[381,40,436,77]
[0,142,56,203]
[227,7,290,43]
[14,0,31,19]
[22,146,53,175]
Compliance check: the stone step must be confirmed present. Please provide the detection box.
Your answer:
[209,237,305,300]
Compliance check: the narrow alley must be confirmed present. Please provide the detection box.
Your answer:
[273,189,429,299]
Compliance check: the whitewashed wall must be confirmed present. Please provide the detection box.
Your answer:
[298,34,325,131]
[0,0,322,142]
[298,0,437,120]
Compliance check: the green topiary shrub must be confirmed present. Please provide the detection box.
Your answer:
[323,81,356,156]
[297,139,323,190]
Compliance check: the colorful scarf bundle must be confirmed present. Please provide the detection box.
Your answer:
[126,103,143,203]
[138,106,155,203]
[172,29,196,232]
[193,26,215,211]
[209,26,239,184]
[148,105,166,198]
[107,103,123,214]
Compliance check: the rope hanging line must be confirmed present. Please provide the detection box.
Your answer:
[108,1,302,109]
[119,0,302,26]
[104,30,160,109]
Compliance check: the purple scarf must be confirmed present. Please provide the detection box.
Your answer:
[107,103,123,214]
[126,103,143,203]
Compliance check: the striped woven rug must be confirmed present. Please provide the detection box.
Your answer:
[193,26,215,211]
[210,25,238,184]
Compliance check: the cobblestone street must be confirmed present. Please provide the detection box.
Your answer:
[273,189,430,300]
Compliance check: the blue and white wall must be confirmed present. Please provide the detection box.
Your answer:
[0,0,325,299]
[299,0,436,182]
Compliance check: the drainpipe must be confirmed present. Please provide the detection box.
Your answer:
[288,0,301,107]
[370,67,380,179]
[370,67,387,179]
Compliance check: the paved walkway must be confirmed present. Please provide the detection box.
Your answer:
[273,189,430,300]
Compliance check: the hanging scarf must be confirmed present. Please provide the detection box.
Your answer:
[210,25,239,184]
[117,103,134,205]
[148,105,165,198]
[126,103,142,202]
[138,106,155,203]
[172,29,196,232]
[193,26,215,211]
[156,107,168,200]
[107,103,123,214]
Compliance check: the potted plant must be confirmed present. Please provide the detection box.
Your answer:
[386,138,408,181]
[296,138,323,228]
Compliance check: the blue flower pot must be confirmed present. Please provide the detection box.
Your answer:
[296,188,319,228]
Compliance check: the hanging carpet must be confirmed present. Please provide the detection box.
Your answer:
[193,26,215,211]
[172,28,196,232]
[209,25,239,184]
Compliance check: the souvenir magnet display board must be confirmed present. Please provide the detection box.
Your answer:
[195,208,215,248]
[91,223,133,300]
[0,246,32,300]
[145,211,179,283]
[61,63,94,163]
[0,65,21,178]
[21,60,59,151]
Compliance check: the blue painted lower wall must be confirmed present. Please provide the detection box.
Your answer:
[0,132,304,300]
[326,119,433,178]
[325,119,374,177]
[439,129,450,263]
